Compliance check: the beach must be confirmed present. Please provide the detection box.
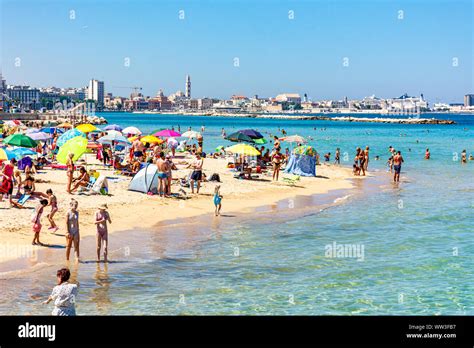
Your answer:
[0,153,355,266]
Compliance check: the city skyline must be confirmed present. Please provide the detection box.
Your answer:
[1,0,473,102]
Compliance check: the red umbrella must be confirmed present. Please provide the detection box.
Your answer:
[153,129,181,137]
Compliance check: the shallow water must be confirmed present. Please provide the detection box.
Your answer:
[0,113,473,315]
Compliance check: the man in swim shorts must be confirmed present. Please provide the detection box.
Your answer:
[156,152,169,197]
[393,151,404,183]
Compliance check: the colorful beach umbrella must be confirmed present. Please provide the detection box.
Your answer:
[0,148,16,161]
[141,135,163,144]
[122,126,142,135]
[57,122,73,128]
[106,130,123,137]
[29,132,52,141]
[225,144,260,156]
[104,124,123,131]
[181,130,201,139]
[57,129,86,148]
[57,136,88,164]
[3,134,37,148]
[280,135,307,144]
[254,138,268,144]
[12,147,38,158]
[98,133,131,145]
[153,129,181,137]
[76,123,97,133]
[225,131,255,143]
[40,127,64,134]
[237,129,264,139]
[25,128,40,134]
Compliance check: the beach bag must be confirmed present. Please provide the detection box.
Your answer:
[209,173,221,182]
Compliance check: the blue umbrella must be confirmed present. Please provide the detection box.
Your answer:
[0,148,17,160]
[57,129,86,148]
[98,134,131,145]
[12,147,38,158]
[41,127,64,134]
[104,124,123,131]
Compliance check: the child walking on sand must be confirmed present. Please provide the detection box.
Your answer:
[66,199,80,261]
[46,189,59,232]
[32,199,49,246]
[213,185,222,216]
[95,203,112,262]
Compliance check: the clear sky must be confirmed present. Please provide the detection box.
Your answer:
[1,0,473,103]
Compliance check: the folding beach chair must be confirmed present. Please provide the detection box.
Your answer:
[282,174,301,186]
[17,194,31,207]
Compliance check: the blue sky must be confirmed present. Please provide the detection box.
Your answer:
[1,0,472,102]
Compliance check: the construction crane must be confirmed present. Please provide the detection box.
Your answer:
[113,86,143,97]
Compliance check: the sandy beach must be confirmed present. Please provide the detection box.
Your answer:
[0,153,355,266]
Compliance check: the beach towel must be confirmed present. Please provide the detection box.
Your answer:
[17,194,31,206]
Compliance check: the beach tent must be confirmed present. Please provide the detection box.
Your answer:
[284,145,317,177]
[128,163,159,194]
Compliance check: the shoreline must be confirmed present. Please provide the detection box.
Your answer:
[0,157,358,272]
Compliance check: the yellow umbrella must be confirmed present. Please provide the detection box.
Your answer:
[141,135,163,144]
[57,122,73,128]
[128,136,138,142]
[225,144,260,156]
[76,123,97,133]
[57,136,88,164]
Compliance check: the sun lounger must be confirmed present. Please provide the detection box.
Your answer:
[282,174,301,186]
[17,194,31,206]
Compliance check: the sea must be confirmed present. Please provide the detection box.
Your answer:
[0,112,473,315]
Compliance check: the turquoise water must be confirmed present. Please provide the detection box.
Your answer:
[1,112,473,315]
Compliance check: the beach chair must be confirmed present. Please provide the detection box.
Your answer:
[282,174,301,186]
[17,194,31,207]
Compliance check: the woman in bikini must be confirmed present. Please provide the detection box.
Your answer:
[66,153,75,194]
[95,203,112,262]
[271,149,283,181]
[46,188,59,232]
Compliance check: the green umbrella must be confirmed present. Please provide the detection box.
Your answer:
[57,136,88,164]
[254,138,267,144]
[215,145,224,152]
[225,131,255,143]
[3,134,38,148]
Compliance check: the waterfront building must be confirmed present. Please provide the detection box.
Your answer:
[148,90,172,110]
[7,85,40,110]
[189,99,199,109]
[197,98,213,110]
[87,79,105,109]
[124,97,149,111]
[387,93,428,112]
[464,94,474,107]
[0,72,7,111]
[275,93,302,105]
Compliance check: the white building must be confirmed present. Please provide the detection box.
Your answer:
[7,85,40,109]
[197,98,213,110]
[87,79,105,107]
[275,93,301,105]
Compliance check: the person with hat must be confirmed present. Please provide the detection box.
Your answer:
[95,203,112,262]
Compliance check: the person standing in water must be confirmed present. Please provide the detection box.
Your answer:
[364,146,370,171]
[213,185,223,216]
[461,149,467,164]
[95,204,112,262]
[334,148,340,165]
[66,199,80,262]
[32,199,49,246]
[393,151,404,182]
[425,148,430,160]
[43,268,78,316]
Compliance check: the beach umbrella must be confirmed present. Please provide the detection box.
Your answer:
[104,124,123,131]
[25,128,40,134]
[57,122,73,128]
[57,136,88,164]
[40,127,64,134]
[106,130,122,137]
[237,129,264,139]
[0,148,16,161]
[254,138,268,145]
[76,123,97,133]
[122,126,142,135]
[11,147,38,158]
[141,135,163,144]
[154,129,181,137]
[280,135,307,144]
[3,134,37,148]
[29,132,52,141]
[225,144,260,156]
[57,128,86,148]
[128,136,138,142]
[225,131,255,143]
[98,134,131,145]
[181,130,201,139]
